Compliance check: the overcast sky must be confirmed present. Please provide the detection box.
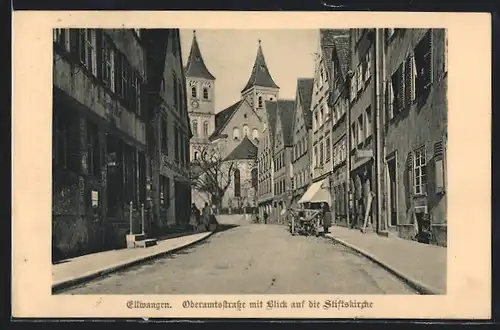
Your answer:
[179,29,319,112]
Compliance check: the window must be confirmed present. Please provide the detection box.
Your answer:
[325,138,331,162]
[194,151,198,161]
[203,121,209,137]
[314,146,318,167]
[78,29,97,76]
[161,117,168,154]
[415,30,433,95]
[357,115,364,145]
[53,28,67,49]
[356,64,363,93]
[365,106,372,138]
[101,36,115,92]
[191,86,197,98]
[404,55,416,106]
[116,53,129,101]
[130,71,141,115]
[320,67,325,85]
[350,122,356,150]
[392,63,405,112]
[258,96,263,108]
[314,112,318,131]
[203,88,209,99]
[385,79,395,122]
[243,125,249,137]
[233,127,240,140]
[192,120,198,137]
[413,146,427,195]
[319,141,324,165]
[174,125,179,162]
[319,105,324,125]
[252,128,259,140]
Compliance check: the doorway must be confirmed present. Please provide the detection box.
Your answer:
[387,155,398,226]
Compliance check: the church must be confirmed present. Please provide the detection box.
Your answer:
[185,31,280,212]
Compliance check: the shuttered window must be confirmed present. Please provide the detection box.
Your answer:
[413,146,427,195]
[415,29,433,95]
[392,63,405,113]
[404,54,417,106]
[385,79,394,122]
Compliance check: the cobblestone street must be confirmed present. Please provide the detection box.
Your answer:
[61,217,416,295]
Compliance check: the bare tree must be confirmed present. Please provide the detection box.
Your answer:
[189,143,238,210]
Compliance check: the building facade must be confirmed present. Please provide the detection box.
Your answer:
[327,33,351,227]
[141,28,192,233]
[52,29,149,259]
[382,28,448,245]
[290,78,314,207]
[272,100,295,223]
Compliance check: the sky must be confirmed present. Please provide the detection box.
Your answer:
[179,29,319,112]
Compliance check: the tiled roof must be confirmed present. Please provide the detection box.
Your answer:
[264,101,278,146]
[277,100,296,147]
[185,31,215,80]
[320,29,350,82]
[334,34,351,78]
[209,100,243,140]
[224,136,258,161]
[297,78,314,129]
[241,41,279,93]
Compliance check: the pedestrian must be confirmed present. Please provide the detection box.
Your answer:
[263,211,269,224]
[190,203,200,232]
[202,202,211,231]
[321,202,331,234]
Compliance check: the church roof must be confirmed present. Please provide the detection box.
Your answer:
[185,31,215,80]
[224,136,258,161]
[208,100,243,141]
[297,78,314,129]
[277,100,296,147]
[241,40,279,93]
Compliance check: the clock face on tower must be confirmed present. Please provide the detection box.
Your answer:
[191,100,199,109]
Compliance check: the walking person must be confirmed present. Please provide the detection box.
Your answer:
[263,211,269,224]
[202,202,211,231]
[190,203,200,232]
[321,202,331,235]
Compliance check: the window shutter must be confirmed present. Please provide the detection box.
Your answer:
[427,30,434,85]
[110,48,116,92]
[407,152,414,196]
[350,76,356,102]
[411,55,417,102]
[365,51,372,82]
[434,140,445,193]
[358,65,364,92]
[387,80,394,121]
[398,65,405,111]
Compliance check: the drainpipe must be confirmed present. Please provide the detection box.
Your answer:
[374,29,386,235]
[345,71,352,229]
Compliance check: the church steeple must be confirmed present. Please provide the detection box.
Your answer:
[241,39,279,93]
[185,30,215,80]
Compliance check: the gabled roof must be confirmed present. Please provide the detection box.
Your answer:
[277,100,296,147]
[297,78,314,129]
[319,29,350,82]
[224,136,258,161]
[185,30,215,80]
[208,100,243,141]
[329,34,351,106]
[264,101,278,145]
[241,40,279,93]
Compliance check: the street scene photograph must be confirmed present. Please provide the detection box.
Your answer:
[51,28,448,295]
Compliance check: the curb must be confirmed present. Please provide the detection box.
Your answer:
[325,235,442,295]
[52,230,216,293]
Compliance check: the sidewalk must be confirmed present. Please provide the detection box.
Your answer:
[52,231,214,292]
[326,225,446,295]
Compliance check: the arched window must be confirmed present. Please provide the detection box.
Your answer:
[192,120,198,137]
[203,88,209,99]
[191,86,197,98]
[234,169,241,197]
[258,96,263,108]
[243,124,249,137]
[203,121,209,137]
[252,128,259,140]
[251,168,258,189]
[233,127,240,140]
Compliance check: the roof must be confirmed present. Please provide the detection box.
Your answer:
[329,34,351,105]
[224,136,258,161]
[277,100,296,147]
[209,100,243,140]
[319,29,350,82]
[185,31,215,80]
[297,78,314,129]
[265,101,279,146]
[241,41,279,93]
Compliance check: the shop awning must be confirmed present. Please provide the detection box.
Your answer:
[297,178,331,205]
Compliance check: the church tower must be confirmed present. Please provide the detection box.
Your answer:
[185,30,216,161]
[241,40,280,117]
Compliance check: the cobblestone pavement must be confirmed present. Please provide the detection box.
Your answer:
[61,221,416,295]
